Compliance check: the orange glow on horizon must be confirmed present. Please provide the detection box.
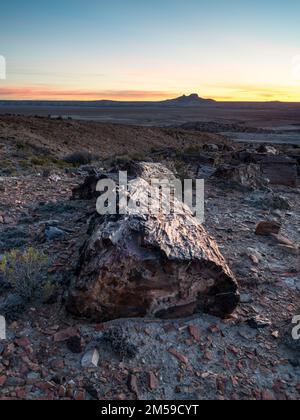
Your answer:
[0,85,299,103]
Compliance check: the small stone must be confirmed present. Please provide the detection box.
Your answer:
[15,336,31,348]
[168,348,188,364]
[255,221,281,236]
[246,248,263,262]
[45,227,66,241]
[204,351,214,361]
[53,327,78,343]
[148,372,158,390]
[240,294,253,304]
[66,383,75,398]
[16,389,27,399]
[249,254,259,265]
[272,209,282,217]
[247,316,272,329]
[81,349,99,368]
[26,372,40,384]
[209,324,220,333]
[74,390,86,400]
[58,385,66,398]
[188,325,200,341]
[0,375,7,386]
[128,374,139,395]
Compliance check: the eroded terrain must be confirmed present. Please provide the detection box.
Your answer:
[0,116,299,400]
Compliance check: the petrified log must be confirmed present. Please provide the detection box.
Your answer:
[259,156,298,188]
[71,162,176,201]
[214,163,269,190]
[67,163,239,321]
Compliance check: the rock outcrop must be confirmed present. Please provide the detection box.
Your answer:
[67,163,239,321]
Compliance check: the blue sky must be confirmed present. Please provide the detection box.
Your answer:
[1,0,300,100]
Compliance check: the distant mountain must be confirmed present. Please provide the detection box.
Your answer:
[160,94,216,106]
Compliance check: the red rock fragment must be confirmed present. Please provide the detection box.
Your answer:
[148,372,158,390]
[0,375,7,386]
[15,337,31,348]
[58,385,66,398]
[53,327,78,343]
[188,325,200,341]
[128,374,139,395]
[255,221,281,236]
[168,348,188,365]
[74,390,86,400]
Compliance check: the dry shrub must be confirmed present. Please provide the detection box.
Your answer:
[0,247,54,303]
[64,151,100,166]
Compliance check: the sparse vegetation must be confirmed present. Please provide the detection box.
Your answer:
[63,151,100,166]
[0,159,17,176]
[0,247,55,303]
[102,326,138,359]
[30,155,69,169]
[183,144,203,154]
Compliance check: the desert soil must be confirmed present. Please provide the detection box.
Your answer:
[0,116,299,400]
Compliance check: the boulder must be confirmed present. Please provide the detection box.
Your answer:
[67,163,239,321]
[203,144,219,152]
[256,145,278,155]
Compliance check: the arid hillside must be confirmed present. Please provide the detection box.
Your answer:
[0,115,225,159]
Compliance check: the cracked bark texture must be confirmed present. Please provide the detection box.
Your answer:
[67,163,239,321]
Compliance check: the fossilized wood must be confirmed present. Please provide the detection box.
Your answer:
[67,163,239,321]
[214,163,269,190]
[259,156,298,188]
[71,161,177,201]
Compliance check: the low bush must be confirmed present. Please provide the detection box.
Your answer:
[101,326,138,359]
[63,151,100,166]
[0,247,55,303]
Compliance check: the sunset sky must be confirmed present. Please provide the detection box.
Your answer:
[1,0,300,101]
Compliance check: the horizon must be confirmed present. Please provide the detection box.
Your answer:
[0,93,300,104]
[1,0,300,102]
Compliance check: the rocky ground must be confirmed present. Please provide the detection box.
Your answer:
[0,116,299,400]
